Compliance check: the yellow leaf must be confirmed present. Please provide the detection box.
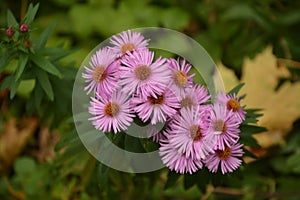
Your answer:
[219,47,300,148]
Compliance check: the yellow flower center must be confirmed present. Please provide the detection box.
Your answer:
[148,94,165,105]
[216,146,232,160]
[190,125,202,141]
[104,102,120,117]
[121,43,135,54]
[214,119,226,133]
[93,65,107,82]
[174,70,188,87]
[134,65,152,81]
[227,99,240,112]
[180,96,195,108]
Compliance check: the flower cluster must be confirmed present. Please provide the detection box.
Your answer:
[83,30,247,175]
[3,23,31,48]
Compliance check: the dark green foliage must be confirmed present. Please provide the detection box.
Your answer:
[0,1,300,199]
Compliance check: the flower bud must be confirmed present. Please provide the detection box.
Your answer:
[20,24,29,32]
[24,40,31,47]
[6,27,15,37]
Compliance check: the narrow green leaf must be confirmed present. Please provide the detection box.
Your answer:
[239,135,260,147]
[10,79,21,99]
[6,10,19,27]
[24,3,40,25]
[228,82,245,95]
[240,124,267,135]
[164,171,181,189]
[39,47,77,61]
[34,68,54,100]
[55,130,79,151]
[30,53,62,78]
[184,174,196,190]
[97,163,110,192]
[124,134,145,153]
[15,53,29,80]
[0,75,14,91]
[36,23,56,49]
[33,83,43,109]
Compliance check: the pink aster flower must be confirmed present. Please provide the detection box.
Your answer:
[167,106,215,160]
[159,139,203,174]
[215,92,246,123]
[204,143,244,174]
[167,58,195,96]
[109,30,149,57]
[82,47,118,95]
[206,103,240,150]
[179,84,210,109]
[88,90,134,133]
[119,49,171,98]
[131,87,180,125]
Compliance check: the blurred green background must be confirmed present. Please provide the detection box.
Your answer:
[0,0,300,199]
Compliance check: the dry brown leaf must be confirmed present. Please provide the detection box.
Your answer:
[0,117,38,173]
[219,47,300,148]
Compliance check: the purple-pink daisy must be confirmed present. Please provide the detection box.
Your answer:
[159,139,203,174]
[82,47,118,95]
[204,143,244,174]
[215,92,246,123]
[206,103,240,150]
[167,106,215,160]
[131,87,180,125]
[109,30,149,57]
[119,49,171,98]
[88,90,134,133]
[167,58,195,96]
[179,84,210,109]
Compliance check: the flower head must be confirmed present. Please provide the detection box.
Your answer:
[167,106,215,160]
[82,47,118,95]
[88,90,134,133]
[159,139,203,174]
[119,49,171,98]
[167,58,195,96]
[206,103,240,150]
[179,84,210,109]
[204,143,244,174]
[131,87,179,125]
[109,30,149,57]
[215,93,246,123]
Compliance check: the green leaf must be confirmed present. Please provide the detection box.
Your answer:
[36,23,56,49]
[239,135,260,147]
[23,3,40,25]
[6,9,18,27]
[0,75,14,91]
[15,53,29,80]
[124,134,145,153]
[34,68,54,100]
[228,82,245,95]
[287,152,300,173]
[10,79,21,99]
[97,163,110,192]
[39,47,77,61]
[184,173,196,190]
[164,171,181,189]
[30,53,62,78]
[33,82,43,109]
[14,157,36,175]
[195,169,210,192]
[55,130,79,151]
[240,124,267,135]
